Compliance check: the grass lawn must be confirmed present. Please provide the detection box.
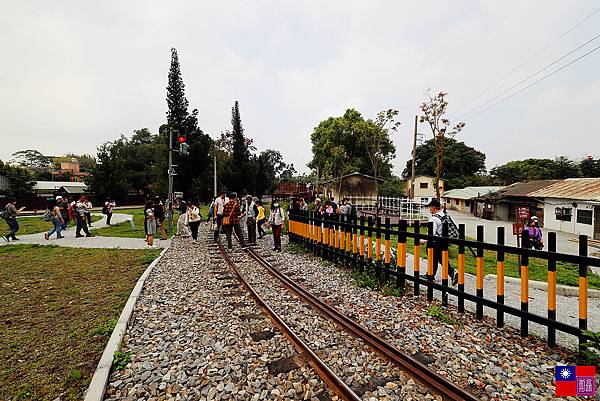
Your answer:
[1,215,102,237]
[0,244,161,400]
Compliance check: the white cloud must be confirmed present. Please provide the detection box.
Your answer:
[1,0,599,176]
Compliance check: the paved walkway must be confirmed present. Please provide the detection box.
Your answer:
[0,213,170,249]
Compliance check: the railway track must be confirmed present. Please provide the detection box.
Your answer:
[213,233,479,401]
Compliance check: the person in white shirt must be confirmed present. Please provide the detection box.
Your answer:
[212,191,229,242]
[267,202,286,252]
[420,199,458,285]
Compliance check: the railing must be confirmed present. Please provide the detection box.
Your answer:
[348,196,431,222]
[288,210,600,349]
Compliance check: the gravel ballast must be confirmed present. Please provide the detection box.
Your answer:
[254,233,585,401]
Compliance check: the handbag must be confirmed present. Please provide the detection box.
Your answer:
[41,209,53,222]
[222,203,236,226]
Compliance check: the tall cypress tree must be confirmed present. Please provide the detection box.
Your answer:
[166,48,189,133]
[229,101,252,193]
[160,48,214,200]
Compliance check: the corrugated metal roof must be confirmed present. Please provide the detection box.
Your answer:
[491,180,561,197]
[528,178,600,201]
[32,181,87,191]
[443,186,503,200]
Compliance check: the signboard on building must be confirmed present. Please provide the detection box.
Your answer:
[512,223,525,236]
[516,206,530,220]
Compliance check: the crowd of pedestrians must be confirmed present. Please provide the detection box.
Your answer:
[207,192,287,252]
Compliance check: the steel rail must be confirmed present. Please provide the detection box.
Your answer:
[215,242,362,401]
[245,246,479,401]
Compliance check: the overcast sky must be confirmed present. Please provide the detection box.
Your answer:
[1,1,599,176]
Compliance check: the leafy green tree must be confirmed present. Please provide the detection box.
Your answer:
[419,90,465,198]
[309,108,395,194]
[0,160,33,198]
[85,140,129,201]
[490,157,580,185]
[11,150,51,171]
[403,138,486,190]
[379,175,405,197]
[580,157,600,178]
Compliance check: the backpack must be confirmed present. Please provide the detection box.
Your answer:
[432,212,459,239]
[350,204,357,217]
[0,209,8,220]
[101,204,108,214]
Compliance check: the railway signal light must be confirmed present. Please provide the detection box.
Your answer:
[177,135,186,143]
[180,142,189,156]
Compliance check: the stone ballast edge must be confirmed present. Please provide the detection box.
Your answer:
[84,246,169,401]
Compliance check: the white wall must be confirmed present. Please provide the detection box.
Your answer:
[409,176,444,201]
[542,197,595,237]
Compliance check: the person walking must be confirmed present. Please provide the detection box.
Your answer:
[267,202,286,252]
[186,201,202,243]
[44,198,64,240]
[421,199,458,285]
[213,191,229,242]
[523,217,544,249]
[221,192,246,250]
[243,195,259,245]
[256,200,266,239]
[145,200,157,247]
[57,196,70,230]
[75,196,93,237]
[154,198,168,240]
[104,198,116,225]
[299,198,308,211]
[2,198,25,242]
[83,197,93,227]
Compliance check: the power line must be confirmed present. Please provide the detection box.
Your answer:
[463,44,600,121]
[451,6,600,118]
[457,32,600,120]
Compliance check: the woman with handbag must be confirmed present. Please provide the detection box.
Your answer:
[186,201,202,243]
[44,198,64,240]
[221,192,246,250]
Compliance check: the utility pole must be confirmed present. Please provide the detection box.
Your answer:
[213,150,217,198]
[410,115,418,199]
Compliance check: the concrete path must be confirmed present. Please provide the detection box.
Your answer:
[405,252,600,349]
[0,213,170,249]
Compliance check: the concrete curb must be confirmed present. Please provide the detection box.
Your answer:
[484,274,600,298]
[83,246,169,401]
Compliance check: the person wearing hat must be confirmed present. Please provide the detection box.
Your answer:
[267,201,286,252]
[421,199,458,286]
[523,216,543,249]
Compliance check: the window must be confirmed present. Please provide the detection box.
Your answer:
[465,200,470,207]
[420,182,428,189]
[455,199,460,205]
[577,209,593,225]
[555,207,572,222]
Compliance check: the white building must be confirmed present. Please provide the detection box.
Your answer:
[528,178,600,239]
[406,175,444,204]
[442,186,503,213]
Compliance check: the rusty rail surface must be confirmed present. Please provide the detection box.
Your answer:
[244,246,479,401]
[214,241,361,401]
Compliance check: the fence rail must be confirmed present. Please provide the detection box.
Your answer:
[349,196,431,222]
[287,210,598,349]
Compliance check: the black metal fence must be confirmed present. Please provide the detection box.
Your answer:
[288,210,600,349]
